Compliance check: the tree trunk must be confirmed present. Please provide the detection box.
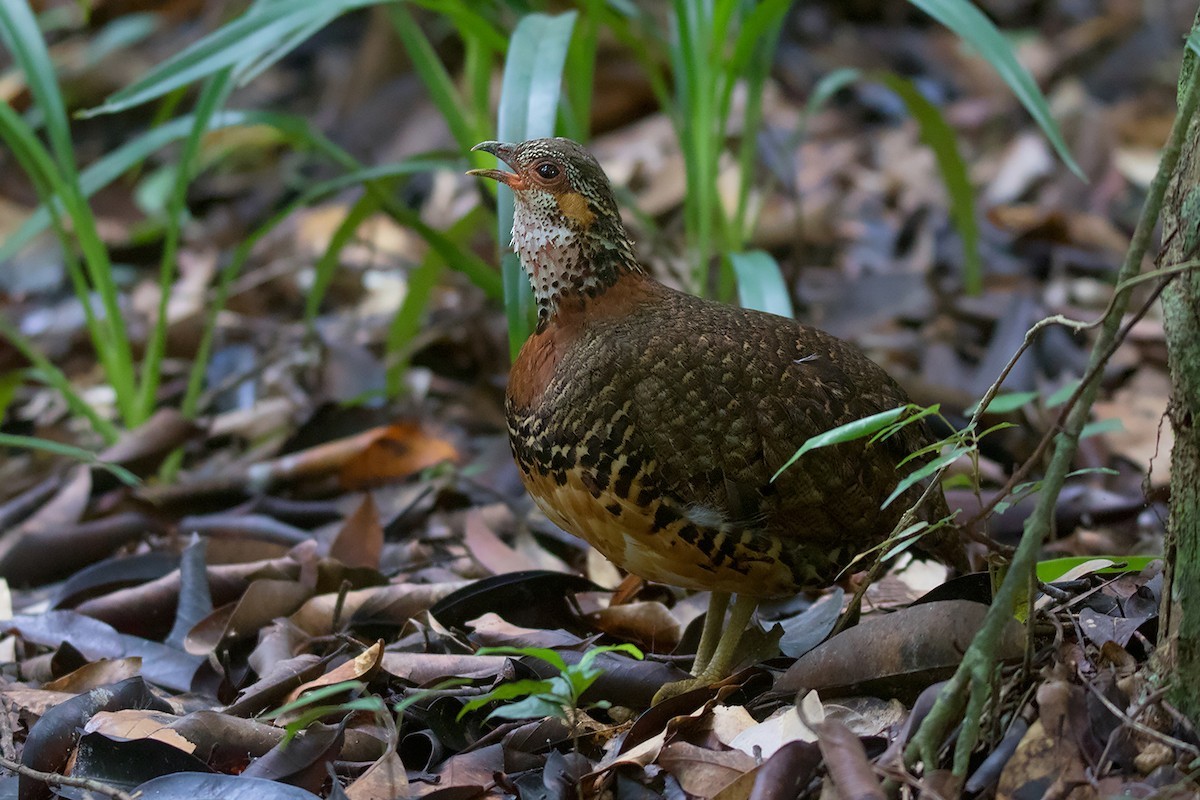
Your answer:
[1158,12,1200,722]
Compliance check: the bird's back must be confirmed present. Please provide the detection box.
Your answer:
[506,275,963,597]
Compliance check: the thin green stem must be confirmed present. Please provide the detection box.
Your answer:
[137,72,235,422]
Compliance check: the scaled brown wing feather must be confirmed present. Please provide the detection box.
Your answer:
[619,288,933,545]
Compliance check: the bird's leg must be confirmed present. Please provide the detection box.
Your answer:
[652,594,758,705]
[692,594,757,683]
[691,591,730,675]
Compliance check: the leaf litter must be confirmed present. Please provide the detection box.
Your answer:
[0,2,1193,798]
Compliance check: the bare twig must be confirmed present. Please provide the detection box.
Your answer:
[0,753,136,800]
[964,272,1173,533]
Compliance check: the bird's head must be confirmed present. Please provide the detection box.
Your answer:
[469,138,640,322]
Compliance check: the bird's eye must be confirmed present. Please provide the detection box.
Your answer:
[535,162,560,180]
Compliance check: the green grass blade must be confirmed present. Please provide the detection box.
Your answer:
[84,0,397,116]
[729,250,793,317]
[389,4,479,152]
[136,72,235,422]
[907,0,1084,180]
[410,0,507,53]
[562,0,602,140]
[476,645,569,672]
[0,433,138,485]
[875,73,982,295]
[494,10,579,358]
[385,250,445,398]
[0,0,75,173]
[726,0,790,246]
[0,317,120,442]
[306,191,381,325]
[0,30,137,423]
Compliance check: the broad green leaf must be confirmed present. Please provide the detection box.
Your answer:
[906,0,1084,179]
[456,678,557,718]
[494,11,579,358]
[772,406,910,482]
[730,250,794,317]
[486,694,564,721]
[875,73,981,295]
[1036,556,1160,584]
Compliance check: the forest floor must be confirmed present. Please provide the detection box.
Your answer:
[0,2,1194,798]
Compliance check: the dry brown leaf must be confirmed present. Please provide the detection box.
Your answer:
[290,581,469,636]
[777,600,1025,699]
[657,741,757,798]
[329,494,384,570]
[380,652,507,684]
[185,578,314,655]
[283,640,384,705]
[85,709,196,753]
[590,601,681,653]
[338,421,459,490]
[42,658,144,693]
[1092,368,1172,485]
[345,751,408,800]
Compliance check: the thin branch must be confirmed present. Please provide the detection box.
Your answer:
[0,753,136,800]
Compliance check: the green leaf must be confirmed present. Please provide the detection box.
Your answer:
[577,643,644,671]
[800,68,861,133]
[1046,379,1082,408]
[906,0,1084,180]
[874,72,982,295]
[880,521,931,561]
[389,4,479,152]
[1080,418,1123,439]
[474,646,569,673]
[882,443,971,508]
[730,250,794,318]
[967,390,1039,415]
[263,680,366,720]
[772,406,911,482]
[0,0,74,174]
[486,694,564,721]
[456,678,557,718]
[494,11,579,358]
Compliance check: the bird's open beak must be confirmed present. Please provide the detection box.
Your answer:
[467,141,523,188]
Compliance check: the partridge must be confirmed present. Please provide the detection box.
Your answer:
[469,137,964,700]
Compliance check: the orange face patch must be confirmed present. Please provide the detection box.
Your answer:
[556,192,595,228]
